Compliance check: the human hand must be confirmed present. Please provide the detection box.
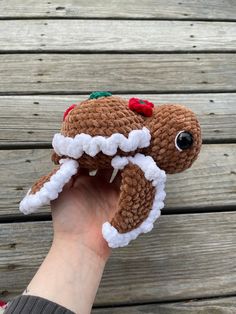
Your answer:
[24,168,120,313]
[51,168,121,261]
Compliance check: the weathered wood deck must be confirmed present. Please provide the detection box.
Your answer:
[0,1,236,313]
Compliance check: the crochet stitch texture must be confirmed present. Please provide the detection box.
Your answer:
[19,92,202,248]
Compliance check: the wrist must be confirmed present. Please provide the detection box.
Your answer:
[53,231,111,262]
[24,235,108,314]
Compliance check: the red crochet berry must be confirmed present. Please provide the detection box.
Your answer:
[128,98,154,117]
[63,104,76,121]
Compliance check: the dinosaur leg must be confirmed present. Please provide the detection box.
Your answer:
[102,154,166,248]
[19,158,79,214]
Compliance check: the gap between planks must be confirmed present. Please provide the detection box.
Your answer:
[0,0,236,20]
[91,296,236,313]
[2,139,236,150]
[1,17,236,22]
[1,90,236,95]
[0,206,236,224]
[1,212,236,303]
[1,50,236,54]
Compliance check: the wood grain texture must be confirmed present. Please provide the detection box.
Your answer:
[1,212,236,303]
[0,20,235,52]
[0,54,236,93]
[92,297,236,313]
[0,93,235,144]
[0,144,235,216]
[0,0,236,20]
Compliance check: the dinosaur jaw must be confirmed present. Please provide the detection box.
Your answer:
[19,159,79,214]
[102,153,166,248]
[52,127,151,159]
[19,153,166,249]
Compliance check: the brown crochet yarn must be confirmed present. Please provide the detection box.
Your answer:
[31,167,60,194]
[53,96,201,174]
[144,104,202,173]
[22,92,202,246]
[111,163,155,233]
[62,96,144,138]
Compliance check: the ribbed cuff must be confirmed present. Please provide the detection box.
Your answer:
[4,295,75,314]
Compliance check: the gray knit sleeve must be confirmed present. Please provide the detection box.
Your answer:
[4,295,75,314]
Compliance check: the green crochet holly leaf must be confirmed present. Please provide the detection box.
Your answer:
[89,91,112,99]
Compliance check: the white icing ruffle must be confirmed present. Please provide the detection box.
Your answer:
[19,159,79,214]
[102,153,166,248]
[52,127,151,159]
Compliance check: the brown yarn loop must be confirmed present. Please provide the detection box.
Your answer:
[29,95,202,234]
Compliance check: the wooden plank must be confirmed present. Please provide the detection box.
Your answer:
[0,0,236,20]
[0,20,235,52]
[0,54,236,93]
[0,93,235,144]
[1,212,236,303]
[0,144,235,217]
[92,297,236,313]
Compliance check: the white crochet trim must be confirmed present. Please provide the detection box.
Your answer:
[102,153,166,248]
[19,159,79,214]
[52,127,151,159]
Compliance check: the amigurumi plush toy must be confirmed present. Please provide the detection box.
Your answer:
[20,91,202,248]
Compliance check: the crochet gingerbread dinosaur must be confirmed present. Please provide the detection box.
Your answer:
[20,92,202,248]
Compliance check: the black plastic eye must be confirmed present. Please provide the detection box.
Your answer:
[175,131,193,151]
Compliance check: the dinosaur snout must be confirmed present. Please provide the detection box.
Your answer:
[145,104,202,174]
